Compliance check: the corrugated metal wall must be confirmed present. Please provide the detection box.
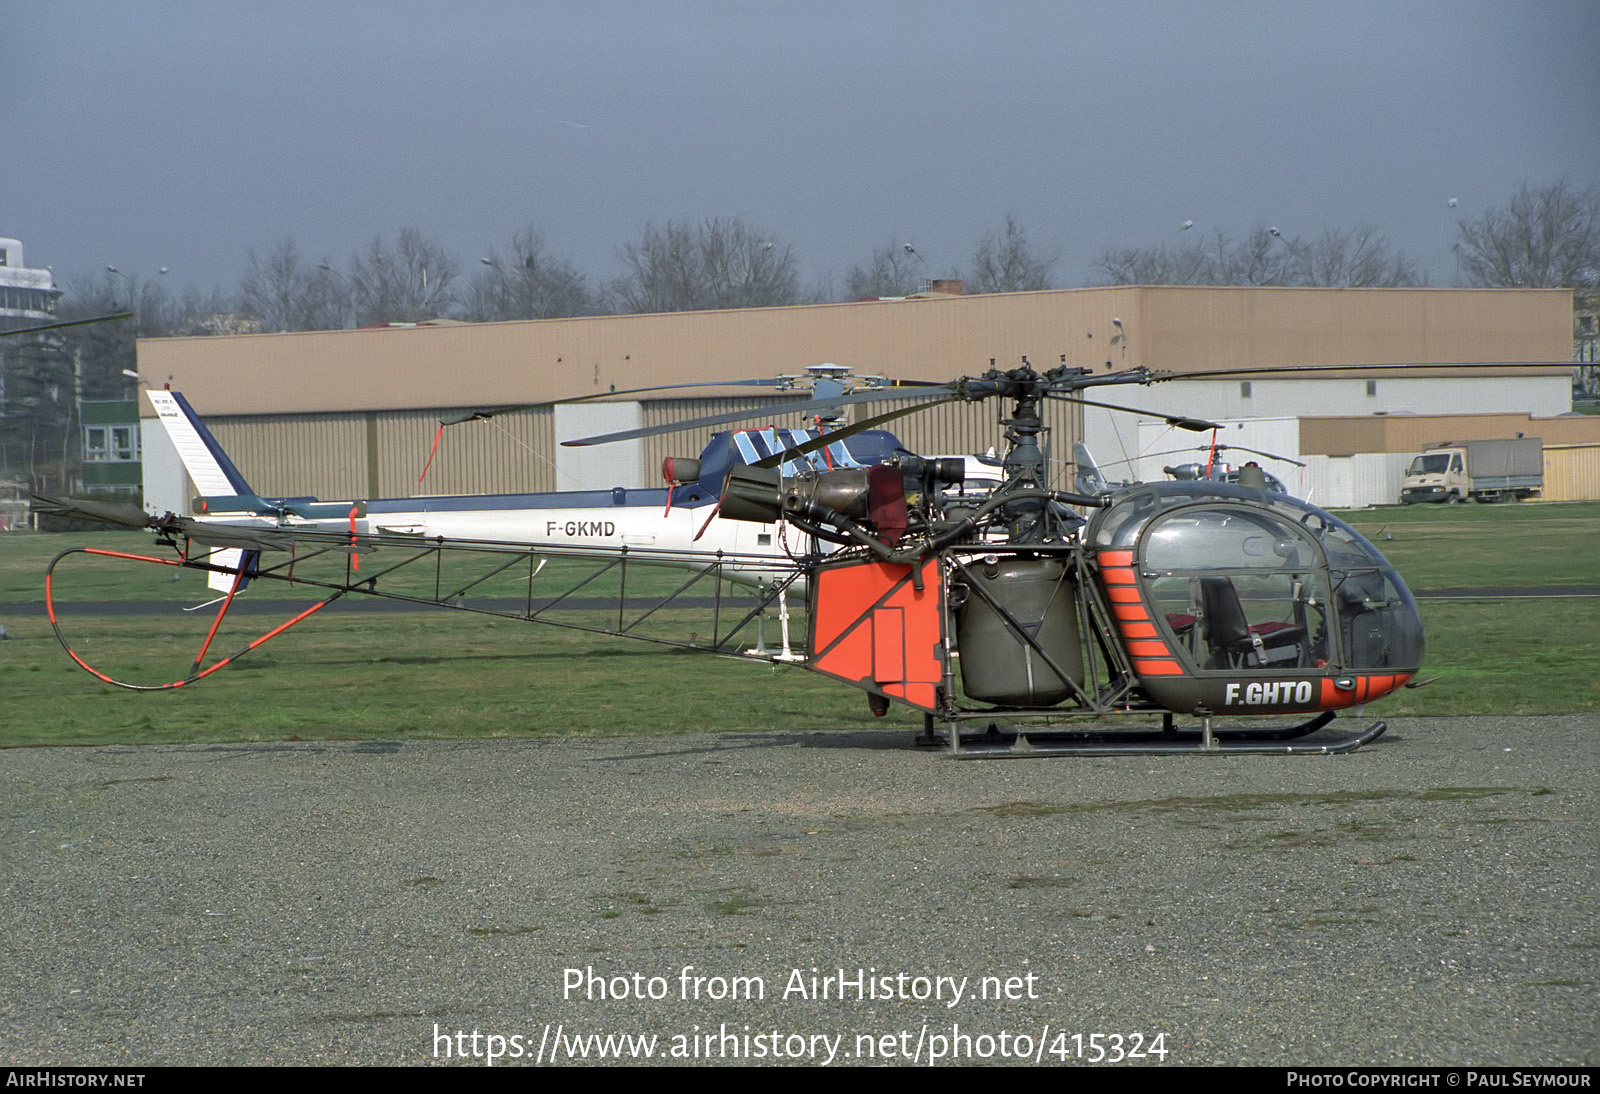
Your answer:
[1544,444,1600,501]
[208,415,367,499]
[1352,453,1412,508]
[1303,448,1600,507]
[383,407,555,496]
[206,407,558,501]
[183,404,1600,507]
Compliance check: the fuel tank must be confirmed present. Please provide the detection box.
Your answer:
[952,556,1083,706]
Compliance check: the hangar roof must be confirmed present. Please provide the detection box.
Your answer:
[135,285,1575,417]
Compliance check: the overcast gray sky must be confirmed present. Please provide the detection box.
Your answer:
[8,0,1598,299]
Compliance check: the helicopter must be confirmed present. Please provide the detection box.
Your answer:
[137,366,913,597]
[35,358,1426,757]
[593,359,1425,754]
[1077,441,1301,495]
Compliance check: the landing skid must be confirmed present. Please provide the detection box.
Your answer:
[926,711,1389,758]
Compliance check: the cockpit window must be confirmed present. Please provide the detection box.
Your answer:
[1140,505,1331,671]
[1095,485,1425,674]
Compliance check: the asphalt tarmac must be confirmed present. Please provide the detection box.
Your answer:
[2,714,1594,1067]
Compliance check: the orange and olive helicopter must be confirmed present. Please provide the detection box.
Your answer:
[34,350,1428,757]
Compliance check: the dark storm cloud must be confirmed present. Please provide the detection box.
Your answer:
[7,1,1597,295]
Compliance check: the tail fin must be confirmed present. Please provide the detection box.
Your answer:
[145,390,256,500]
[144,390,256,593]
[1073,442,1110,495]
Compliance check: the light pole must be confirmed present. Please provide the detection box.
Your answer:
[1437,197,1459,286]
[479,255,513,319]
[94,265,166,491]
[316,263,355,329]
[1267,227,1302,284]
[105,264,169,335]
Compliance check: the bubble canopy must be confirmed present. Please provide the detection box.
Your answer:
[1088,483,1423,675]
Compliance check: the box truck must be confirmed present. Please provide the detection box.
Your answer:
[1399,438,1543,504]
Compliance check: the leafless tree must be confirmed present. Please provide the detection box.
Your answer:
[168,285,259,337]
[844,238,925,298]
[1223,228,1298,286]
[1099,228,1286,286]
[1455,180,1600,288]
[1097,239,1216,286]
[57,272,153,400]
[240,238,349,331]
[609,218,799,313]
[349,228,460,325]
[466,228,593,321]
[968,216,1057,293]
[1287,226,1420,287]
[1099,225,1416,287]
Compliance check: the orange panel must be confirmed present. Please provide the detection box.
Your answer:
[1374,673,1412,700]
[1133,659,1184,676]
[1119,621,1158,638]
[1101,566,1137,585]
[1099,550,1135,567]
[1112,603,1150,621]
[1319,678,1360,708]
[810,557,943,713]
[1126,639,1172,657]
[1318,673,1413,708]
[815,562,911,649]
[886,681,937,709]
[872,607,905,684]
[1106,586,1142,604]
[815,619,875,686]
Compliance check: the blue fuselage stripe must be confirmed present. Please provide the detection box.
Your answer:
[366,485,714,514]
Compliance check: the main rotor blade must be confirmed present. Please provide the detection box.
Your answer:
[1090,443,1305,470]
[751,396,965,469]
[1216,443,1306,468]
[442,374,955,426]
[2,312,134,337]
[439,378,788,426]
[561,384,958,447]
[1045,392,1221,432]
[1149,361,1571,381]
[171,519,299,552]
[30,493,151,529]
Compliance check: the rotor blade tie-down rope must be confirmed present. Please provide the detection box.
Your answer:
[419,422,444,483]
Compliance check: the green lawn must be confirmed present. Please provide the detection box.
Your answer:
[1334,501,1600,589]
[1,503,1595,747]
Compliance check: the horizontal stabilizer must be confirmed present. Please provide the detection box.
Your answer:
[194,493,272,514]
[195,494,361,520]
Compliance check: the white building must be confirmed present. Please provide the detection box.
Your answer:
[0,238,63,332]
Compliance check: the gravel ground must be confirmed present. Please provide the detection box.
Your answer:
[1,714,1594,1067]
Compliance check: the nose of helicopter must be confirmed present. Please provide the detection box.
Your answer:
[1087,483,1424,714]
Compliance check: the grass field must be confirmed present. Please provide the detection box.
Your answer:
[1,501,1595,747]
[1334,501,1600,589]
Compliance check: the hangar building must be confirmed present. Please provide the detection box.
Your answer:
[133,285,1590,513]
